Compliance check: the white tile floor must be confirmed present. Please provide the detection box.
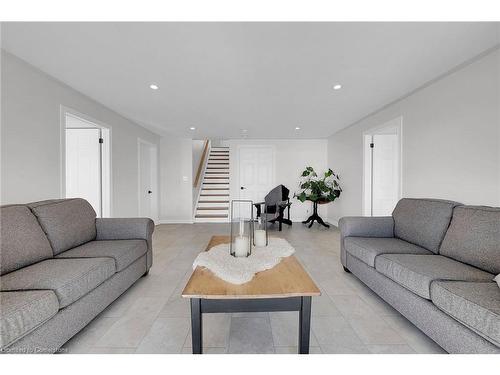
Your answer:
[61,223,446,354]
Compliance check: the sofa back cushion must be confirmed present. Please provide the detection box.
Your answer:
[0,205,53,275]
[28,198,97,255]
[440,206,500,274]
[392,198,461,253]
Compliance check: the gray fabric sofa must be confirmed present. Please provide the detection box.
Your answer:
[0,198,154,353]
[339,198,500,354]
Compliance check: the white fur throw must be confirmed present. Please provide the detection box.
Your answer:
[495,274,500,289]
[192,237,295,285]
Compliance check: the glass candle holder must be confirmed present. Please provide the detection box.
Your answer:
[253,204,268,247]
[229,200,253,257]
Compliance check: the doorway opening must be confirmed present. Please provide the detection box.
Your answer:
[137,139,159,223]
[363,117,402,216]
[63,110,111,218]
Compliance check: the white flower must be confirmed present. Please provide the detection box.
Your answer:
[324,175,335,188]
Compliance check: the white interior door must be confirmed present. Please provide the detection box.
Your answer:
[65,128,102,216]
[372,133,399,215]
[238,146,275,218]
[363,118,402,216]
[138,140,158,220]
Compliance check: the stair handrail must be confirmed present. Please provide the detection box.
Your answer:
[193,139,210,188]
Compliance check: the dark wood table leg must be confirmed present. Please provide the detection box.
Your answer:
[190,298,202,354]
[302,202,330,229]
[299,296,312,354]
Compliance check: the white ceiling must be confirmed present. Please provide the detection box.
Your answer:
[1,22,499,139]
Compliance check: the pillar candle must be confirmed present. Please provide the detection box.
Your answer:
[234,235,249,257]
[254,229,267,247]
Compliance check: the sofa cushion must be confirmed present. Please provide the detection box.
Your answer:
[0,258,115,308]
[28,198,97,255]
[0,205,53,275]
[392,198,460,253]
[439,206,500,275]
[344,237,432,267]
[56,240,147,272]
[375,254,493,299]
[0,290,59,350]
[431,281,500,347]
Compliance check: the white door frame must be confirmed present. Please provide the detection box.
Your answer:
[137,138,159,223]
[60,105,113,217]
[362,117,403,216]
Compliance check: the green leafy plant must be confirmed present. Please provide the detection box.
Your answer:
[294,167,342,203]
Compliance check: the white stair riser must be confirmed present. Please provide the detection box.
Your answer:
[198,195,229,201]
[196,210,229,216]
[203,174,229,178]
[203,179,229,184]
[194,217,230,223]
[200,191,229,196]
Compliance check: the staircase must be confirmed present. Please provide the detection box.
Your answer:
[194,146,230,222]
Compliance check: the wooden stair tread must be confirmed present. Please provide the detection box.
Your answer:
[198,200,229,203]
[197,207,228,210]
[194,214,227,219]
[200,194,229,196]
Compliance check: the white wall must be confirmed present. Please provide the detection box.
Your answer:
[327,49,500,224]
[159,136,193,223]
[1,51,160,217]
[192,140,205,180]
[223,139,329,222]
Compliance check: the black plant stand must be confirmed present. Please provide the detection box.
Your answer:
[302,201,330,228]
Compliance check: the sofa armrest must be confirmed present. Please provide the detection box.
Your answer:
[96,217,154,248]
[338,216,394,267]
[339,216,394,238]
[96,218,155,270]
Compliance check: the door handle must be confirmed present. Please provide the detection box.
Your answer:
[148,190,152,194]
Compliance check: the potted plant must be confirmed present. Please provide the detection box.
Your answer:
[294,167,342,228]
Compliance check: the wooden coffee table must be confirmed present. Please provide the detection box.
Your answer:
[182,235,320,354]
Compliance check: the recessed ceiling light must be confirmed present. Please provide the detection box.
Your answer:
[333,84,342,90]
[189,127,196,130]
[295,127,301,130]
[241,129,248,133]
[149,84,159,90]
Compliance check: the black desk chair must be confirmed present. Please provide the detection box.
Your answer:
[254,185,292,231]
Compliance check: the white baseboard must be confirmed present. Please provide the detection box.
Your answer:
[290,217,339,227]
[157,218,340,226]
[326,218,339,227]
[157,219,194,224]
